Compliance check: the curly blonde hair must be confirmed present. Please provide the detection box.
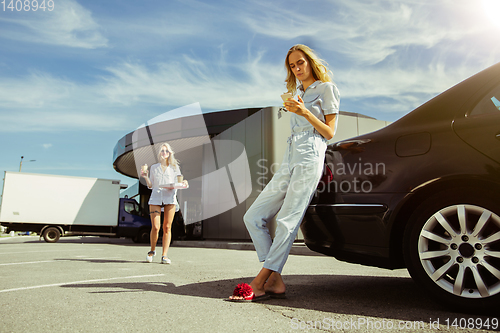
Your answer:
[285,44,332,95]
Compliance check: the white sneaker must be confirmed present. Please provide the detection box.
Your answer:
[161,256,171,264]
[146,250,155,263]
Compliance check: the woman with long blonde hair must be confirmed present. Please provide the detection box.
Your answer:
[229,44,340,301]
[141,143,187,264]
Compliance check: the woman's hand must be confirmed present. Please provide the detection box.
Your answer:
[284,95,310,117]
[285,94,336,140]
[140,170,152,189]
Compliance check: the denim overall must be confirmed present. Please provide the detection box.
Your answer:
[243,129,327,273]
[244,80,339,273]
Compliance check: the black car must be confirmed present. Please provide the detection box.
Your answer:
[301,62,500,312]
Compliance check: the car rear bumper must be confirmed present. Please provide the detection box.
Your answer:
[300,203,398,269]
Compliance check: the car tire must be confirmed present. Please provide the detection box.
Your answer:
[135,229,150,244]
[43,227,61,243]
[185,222,203,240]
[403,188,500,312]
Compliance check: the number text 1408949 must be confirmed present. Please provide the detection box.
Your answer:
[1,0,54,11]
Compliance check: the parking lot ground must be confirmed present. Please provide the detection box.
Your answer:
[0,235,497,332]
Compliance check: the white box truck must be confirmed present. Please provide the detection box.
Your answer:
[0,172,152,243]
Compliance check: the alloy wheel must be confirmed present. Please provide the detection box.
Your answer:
[418,204,500,298]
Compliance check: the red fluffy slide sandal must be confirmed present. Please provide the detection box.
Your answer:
[227,283,271,302]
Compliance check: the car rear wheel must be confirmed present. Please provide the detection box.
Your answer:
[404,189,500,312]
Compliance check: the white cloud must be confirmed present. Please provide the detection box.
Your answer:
[242,0,494,66]
[98,51,287,110]
[0,0,107,48]
[336,61,472,113]
[0,49,286,133]
[237,0,500,117]
[42,143,53,149]
[2,0,500,134]
[0,71,133,132]
[0,71,75,108]
[0,107,131,133]
[0,44,491,134]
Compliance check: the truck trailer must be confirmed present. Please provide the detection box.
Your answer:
[0,171,152,243]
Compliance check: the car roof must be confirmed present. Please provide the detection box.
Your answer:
[390,61,500,129]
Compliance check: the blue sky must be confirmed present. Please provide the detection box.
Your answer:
[1,0,499,189]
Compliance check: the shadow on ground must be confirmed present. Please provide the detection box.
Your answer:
[61,274,499,323]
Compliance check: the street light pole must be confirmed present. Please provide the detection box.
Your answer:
[19,156,36,172]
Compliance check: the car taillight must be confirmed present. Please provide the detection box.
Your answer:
[318,165,333,187]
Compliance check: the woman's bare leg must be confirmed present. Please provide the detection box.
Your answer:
[149,205,161,254]
[264,272,286,294]
[161,204,176,258]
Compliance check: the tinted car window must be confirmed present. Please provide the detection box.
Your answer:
[469,84,500,116]
[124,201,140,215]
[124,202,134,214]
[134,202,141,215]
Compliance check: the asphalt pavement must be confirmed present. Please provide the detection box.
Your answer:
[0,235,497,333]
